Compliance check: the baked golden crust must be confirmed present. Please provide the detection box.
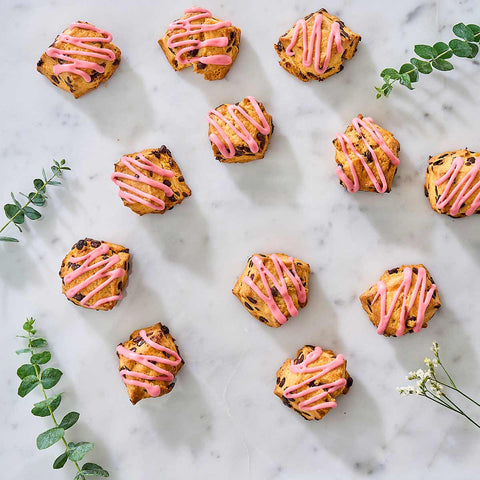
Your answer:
[208,98,273,163]
[232,253,310,327]
[274,9,360,82]
[425,149,480,217]
[360,264,441,337]
[274,346,351,421]
[59,238,129,311]
[117,323,184,405]
[37,21,121,98]
[158,10,241,81]
[333,115,400,193]
[112,146,191,216]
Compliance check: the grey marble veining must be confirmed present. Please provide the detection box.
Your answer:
[1,0,479,479]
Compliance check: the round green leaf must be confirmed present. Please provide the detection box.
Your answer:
[29,192,46,206]
[4,204,20,219]
[59,411,80,430]
[31,394,62,417]
[18,376,39,397]
[433,42,453,59]
[399,63,418,82]
[23,206,41,220]
[432,59,454,71]
[467,24,480,37]
[41,368,62,389]
[17,364,36,379]
[30,351,51,365]
[36,427,65,450]
[31,338,47,348]
[410,57,433,74]
[53,452,68,469]
[449,39,473,57]
[33,179,46,192]
[453,22,475,41]
[80,463,109,477]
[467,43,479,58]
[414,44,435,59]
[380,68,400,79]
[68,442,94,461]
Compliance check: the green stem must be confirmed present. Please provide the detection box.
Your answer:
[0,169,61,235]
[27,331,83,477]
[436,380,480,408]
[436,355,457,388]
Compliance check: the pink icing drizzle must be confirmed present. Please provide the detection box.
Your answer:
[45,22,116,82]
[64,243,126,309]
[336,116,400,193]
[285,13,344,74]
[167,7,232,65]
[284,347,346,411]
[435,156,480,216]
[111,154,174,212]
[243,254,306,325]
[117,329,182,397]
[207,96,271,159]
[372,266,437,337]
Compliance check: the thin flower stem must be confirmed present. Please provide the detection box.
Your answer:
[27,330,83,477]
[435,381,480,408]
[436,356,457,388]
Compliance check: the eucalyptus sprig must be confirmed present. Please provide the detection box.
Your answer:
[0,159,70,242]
[398,342,480,429]
[16,318,109,479]
[376,23,480,98]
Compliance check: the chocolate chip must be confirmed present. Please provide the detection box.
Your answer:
[258,316,268,323]
[271,286,279,297]
[163,179,172,187]
[279,377,286,387]
[346,377,354,387]
[90,240,101,248]
[189,49,199,57]
[178,176,184,182]
[73,293,85,301]
[433,159,444,166]
[75,239,86,250]
[37,59,44,67]
[113,58,120,66]
[246,296,257,304]
[161,325,170,335]
[118,281,123,290]
[245,303,253,311]
[196,62,206,70]
[51,75,60,84]
[366,150,373,163]
[69,263,80,270]
[466,156,476,166]
[294,353,304,365]
[388,268,399,275]
[412,267,418,274]
[132,336,145,346]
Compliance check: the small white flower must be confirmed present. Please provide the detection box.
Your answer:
[431,341,439,356]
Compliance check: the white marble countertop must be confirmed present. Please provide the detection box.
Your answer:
[1,0,480,478]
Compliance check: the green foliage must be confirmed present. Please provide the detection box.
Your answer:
[0,159,70,242]
[16,317,109,478]
[376,23,480,97]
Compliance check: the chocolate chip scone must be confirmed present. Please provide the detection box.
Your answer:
[360,264,441,337]
[158,7,241,81]
[207,97,273,163]
[425,149,480,217]
[59,238,129,311]
[274,346,351,421]
[274,9,361,82]
[111,146,191,216]
[233,253,310,327]
[117,323,184,405]
[333,115,400,193]
[37,21,121,98]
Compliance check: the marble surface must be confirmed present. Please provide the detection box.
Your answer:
[1,0,480,478]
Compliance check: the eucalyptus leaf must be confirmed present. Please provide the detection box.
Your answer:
[29,192,46,206]
[68,442,94,461]
[432,59,454,71]
[31,338,47,348]
[31,394,62,417]
[81,463,109,477]
[18,376,40,397]
[453,22,475,41]
[36,427,65,450]
[414,44,435,59]
[23,206,41,220]
[449,39,473,57]
[33,179,46,192]
[410,57,433,74]
[432,42,453,58]
[41,368,62,389]
[4,203,20,219]
[53,451,68,469]
[0,236,19,242]
[17,364,36,379]
[30,351,52,365]
[59,411,80,430]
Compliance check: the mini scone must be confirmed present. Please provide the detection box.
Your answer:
[158,7,241,81]
[232,253,310,327]
[111,146,191,215]
[425,149,480,217]
[274,345,352,421]
[207,96,273,163]
[360,264,441,337]
[37,21,121,98]
[333,115,400,193]
[274,9,361,82]
[59,238,129,311]
[117,323,184,405]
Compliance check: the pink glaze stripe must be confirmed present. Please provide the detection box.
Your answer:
[243,254,306,325]
[372,266,436,337]
[45,22,116,82]
[336,116,400,193]
[285,13,344,74]
[64,243,125,309]
[435,156,480,216]
[111,154,175,212]
[117,329,182,397]
[167,7,232,65]
[207,96,271,159]
[284,347,346,411]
